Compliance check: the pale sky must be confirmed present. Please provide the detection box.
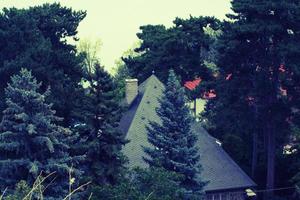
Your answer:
[0,0,232,71]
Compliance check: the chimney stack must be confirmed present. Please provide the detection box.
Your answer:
[125,79,138,106]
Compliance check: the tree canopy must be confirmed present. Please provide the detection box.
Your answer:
[203,0,300,199]
[0,3,86,125]
[0,69,77,198]
[72,64,127,186]
[123,16,220,84]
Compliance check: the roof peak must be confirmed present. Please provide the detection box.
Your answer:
[145,74,164,88]
[138,73,164,90]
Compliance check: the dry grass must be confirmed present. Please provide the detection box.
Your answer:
[0,168,91,200]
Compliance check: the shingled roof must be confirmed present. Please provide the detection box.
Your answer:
[119,74,256,192]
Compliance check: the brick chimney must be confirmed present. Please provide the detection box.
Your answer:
[125,79,138,106]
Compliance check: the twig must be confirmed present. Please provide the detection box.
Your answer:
[88,192,93,200]
[42,176,57,193]
[68,165,73,200]
[22,171,56,200]
[62,181,92,200]
[0,187,7,200]
[144,191,154,200]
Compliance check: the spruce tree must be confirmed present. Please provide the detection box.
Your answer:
[144,69,205,195]
[74,63,127,186]
[0,68,76,198]
[0,4,86,125]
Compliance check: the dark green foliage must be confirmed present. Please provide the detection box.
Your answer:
[0,3,86,125]
[123,16,220,84]
[0,69,77,198]
[222,134,249,168]
[144,70,205,195]
[289,126,300,199]
[73,64,127,186]
[91,167,184,200]
[203,0,300,199]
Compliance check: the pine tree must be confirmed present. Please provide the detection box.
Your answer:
[0,68,77,198]
[204,1,300,199]
[123,16,219,84]
[144,69,205,196]
[73,63,127,186]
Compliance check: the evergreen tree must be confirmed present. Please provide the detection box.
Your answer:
[123,16,220,84]
[0,3,86,125]
[0,69,77,198]
[144,70,205,196]
[204,1,300,199]
[73,64,127,186]
[289,124,300,199]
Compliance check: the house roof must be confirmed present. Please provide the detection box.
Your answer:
[119,74,256,192]
[183,78,217,99]
[184,78,202,90]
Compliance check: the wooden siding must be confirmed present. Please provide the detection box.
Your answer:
[205,191,246,200]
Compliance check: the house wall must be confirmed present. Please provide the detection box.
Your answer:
[187,98,206,117]
[204,191,246,200]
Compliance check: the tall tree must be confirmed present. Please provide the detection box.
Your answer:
[144,70,205,196]
[0,3,86,125]
[73,64,127,186]
[123,16,220,84]
[0,69,77,198]
[204,1,300,199]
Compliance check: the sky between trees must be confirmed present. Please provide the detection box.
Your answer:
[0,0,231,71]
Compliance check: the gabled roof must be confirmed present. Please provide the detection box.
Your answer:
[119,74,256,192]
[120,75,164,167]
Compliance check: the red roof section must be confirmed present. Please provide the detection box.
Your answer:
[203,90,217,99]
[184,78,201,90]
[183,64,287,101]
[184,78,217,99]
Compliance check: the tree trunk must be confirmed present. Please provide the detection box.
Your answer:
[265,123,275,200]
[251,131,258,179]
[251,104,258,179]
